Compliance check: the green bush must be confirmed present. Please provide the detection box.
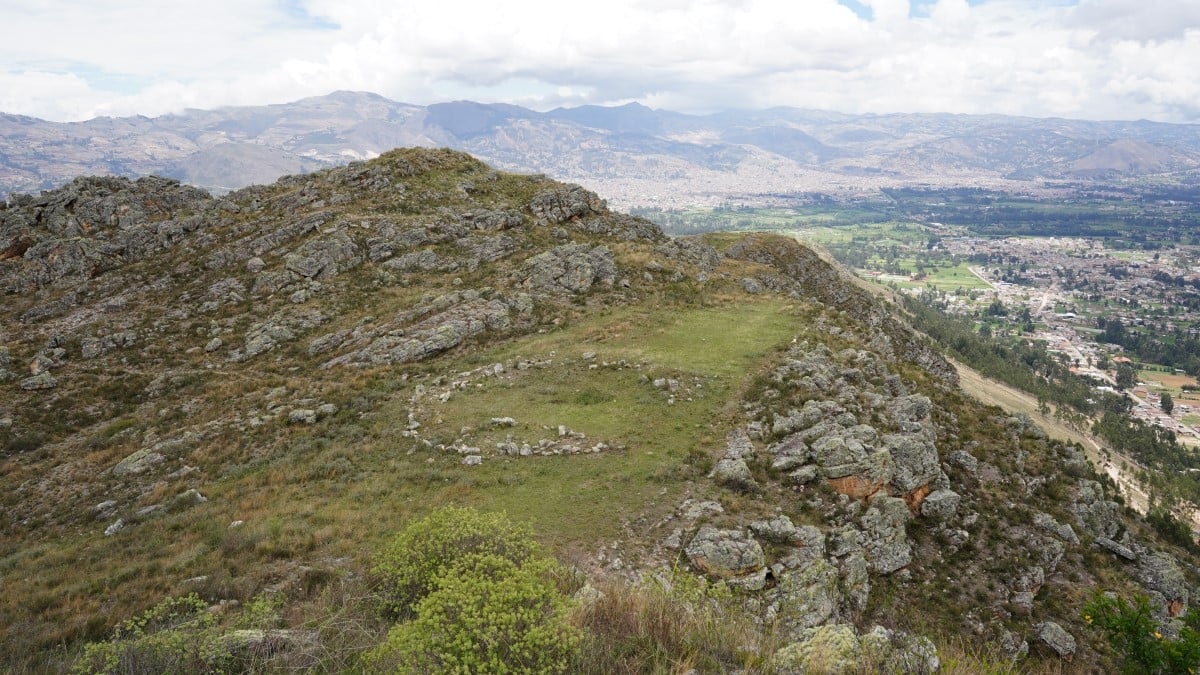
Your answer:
[1083,590,1200,674]
[372,506,540,618]
[365,554,579,673]
[71,593,283,674]
[367,507,579,673]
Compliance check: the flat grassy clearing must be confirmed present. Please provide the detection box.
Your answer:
[1138,369,1200,391]
[893,262,990,291]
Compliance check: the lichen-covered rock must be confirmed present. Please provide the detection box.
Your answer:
[882,433,941,494]
[861,494,912,574]
[1137,552,1189,617]
[750,515,800,544]
[920,489,961,522]
[860,626,940,674]
[711,457,756,491]
[323,293,519,367]
[515,244,616,294]
[655,237,721,271]
[288,409,317,425]
[529,184,605,224]
[19,372,57,390]
[112,448,166,476]
[772,624,860,674]
[1074,479,1123,539]
[1033,511,1080,545]
[767,559,840,639]
[1035,621,1076,660]
[684,526,765,578]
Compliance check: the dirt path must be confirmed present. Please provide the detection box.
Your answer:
[951,358,1151,515]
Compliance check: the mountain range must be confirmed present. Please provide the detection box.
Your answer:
[5,91,1200,209]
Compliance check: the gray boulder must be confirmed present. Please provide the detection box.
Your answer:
[112,448,166,476]
[285,232,361,279]
[711,457,756,491]
[920,489,961,522]
[529,184,605,224]
[1035,621,1076,660]
[882,433,941,494]
[1033,511,1080,545]
[20,372,57,390]
[685,526,766,578]
[1074,479,1123,539]
[288,409,318,425]
[750,515,800,544]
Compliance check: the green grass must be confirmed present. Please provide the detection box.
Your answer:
[900,263,990,291]
[376,298,803,544]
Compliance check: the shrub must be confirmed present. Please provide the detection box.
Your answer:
[372,506,541,618]
[367,507,580,673]
[365,554,579,673]
[70,593,284,674]
[1083,590,1200,674]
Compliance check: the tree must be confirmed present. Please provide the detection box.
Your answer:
[1162,392,1175,415]
[1116,363,1137,390]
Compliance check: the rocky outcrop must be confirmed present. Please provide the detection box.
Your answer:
[322,290,531,368]
[767,560,841,638]
[514,244,617,295]
[860,494,912,574]
[0,175,215,294]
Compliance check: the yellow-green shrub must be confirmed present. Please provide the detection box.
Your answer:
[365,554,579,673]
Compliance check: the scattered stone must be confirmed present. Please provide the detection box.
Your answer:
[19,372,57,390]
[680,500,725,520]
[461,455,483,466]
[750,515,801,544]
[742,278,763,294]
[1094,536,1138,561]
[491,417,517,427]
[104,519,125,536]
[112,448,166,475]
[204,337,223,352]
[288,409,318,425]
[1035,621,1076,660]
[316,403,339,419]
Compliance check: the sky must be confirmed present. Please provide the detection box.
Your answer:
[2,0,1200,124]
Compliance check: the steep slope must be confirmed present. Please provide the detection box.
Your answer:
[0,149,1195,671]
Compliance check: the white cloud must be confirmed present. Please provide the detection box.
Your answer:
[2,0,1200,123]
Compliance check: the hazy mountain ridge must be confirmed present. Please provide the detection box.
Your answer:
[5,92,1200,207]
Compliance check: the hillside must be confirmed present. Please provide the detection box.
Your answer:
[6,93,1200,208]
[1,148,1197,672]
